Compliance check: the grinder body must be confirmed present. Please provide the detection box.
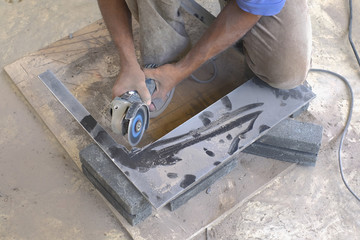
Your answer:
[110,78,156,146]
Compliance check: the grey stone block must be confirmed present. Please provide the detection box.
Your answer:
[243,143,317,166]
[244,118,323,165]
[82,165,151,226]
[256,118,323,154]
[168,157,238,211]
[79,144,151,216]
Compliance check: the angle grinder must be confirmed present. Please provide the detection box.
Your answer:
[110,78,156,146]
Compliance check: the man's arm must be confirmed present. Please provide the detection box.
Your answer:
[97,0,151,104]
[145,0,261,100]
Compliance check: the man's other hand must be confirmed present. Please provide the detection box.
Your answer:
[112,65,151,106]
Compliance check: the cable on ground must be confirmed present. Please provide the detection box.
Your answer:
[310,68,359,202]
[310,0,359,202]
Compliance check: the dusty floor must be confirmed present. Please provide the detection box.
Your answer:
[0,1,130,239]
[1,0,359,239]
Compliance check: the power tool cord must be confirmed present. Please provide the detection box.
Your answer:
[310,0,359,202]
[348,0,360,66]
[310,69,358,201]
[190,57,218,84]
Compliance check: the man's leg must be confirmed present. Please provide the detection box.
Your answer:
[242,0,312,89]
[125,0,190,66]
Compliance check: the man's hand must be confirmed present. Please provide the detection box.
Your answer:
[143,0,261,111]
[97,0,147,102]
[143,64,181,112]
[100,0,260,109]
[112,65,152,106]
[143,64,178,98]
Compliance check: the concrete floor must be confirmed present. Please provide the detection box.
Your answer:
[0,1,130,239]
[1,0,359,239]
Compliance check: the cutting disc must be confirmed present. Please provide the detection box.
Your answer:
[128,105,148,146]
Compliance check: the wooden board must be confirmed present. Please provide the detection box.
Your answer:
[4,15,296,239]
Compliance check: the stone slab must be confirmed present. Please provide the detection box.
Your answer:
[80,143,238,224]
[168,156,238,211]
[41,70,315,209]
[79,117,322,224]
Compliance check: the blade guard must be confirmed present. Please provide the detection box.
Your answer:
[110,77,154,143]
[110,97,130,135]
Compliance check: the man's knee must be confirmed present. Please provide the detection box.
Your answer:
[258,61,310,89]
[242,0,312,89]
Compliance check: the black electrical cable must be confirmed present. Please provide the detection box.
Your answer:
[310,69,359,202]
[348,0,360,67]
[309,0,360,202]
[190,57,218,84]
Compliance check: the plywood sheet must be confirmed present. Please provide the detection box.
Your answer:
[4,15,306,239]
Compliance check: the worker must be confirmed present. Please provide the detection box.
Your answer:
[97,0,311,117]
